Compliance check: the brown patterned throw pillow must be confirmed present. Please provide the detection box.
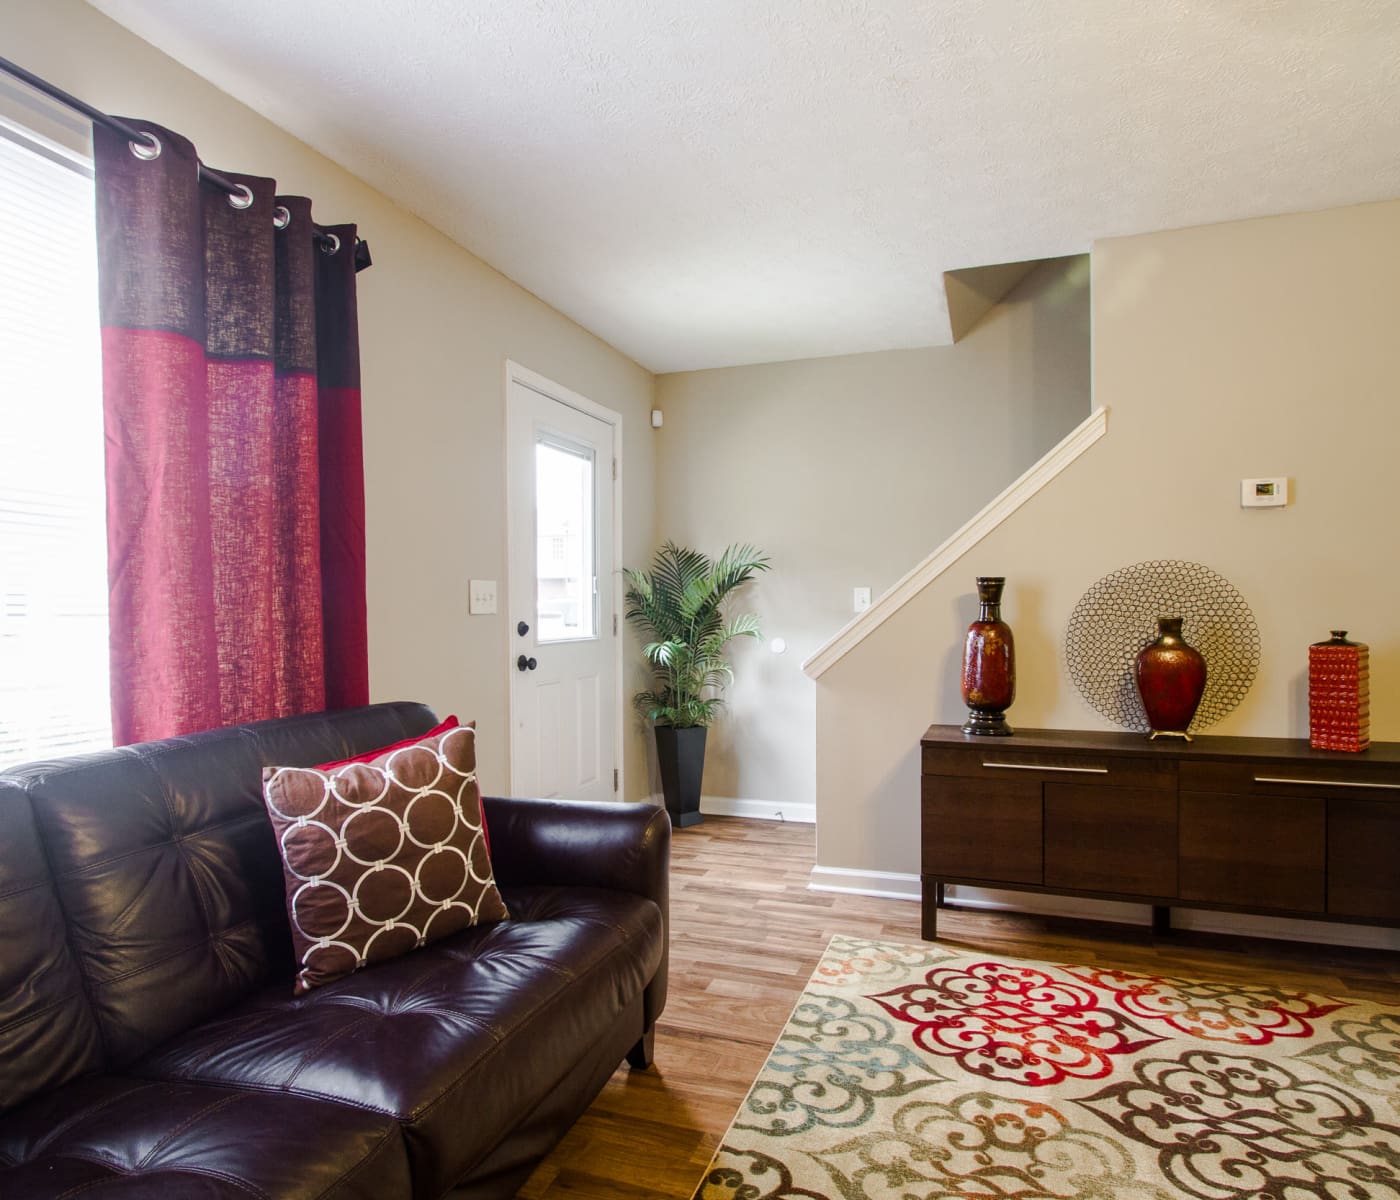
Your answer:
[262,723,508,994]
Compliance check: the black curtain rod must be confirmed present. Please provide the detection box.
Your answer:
[0,54,372,271]
[0,54,245,196]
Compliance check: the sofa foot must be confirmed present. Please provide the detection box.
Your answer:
[625,1028,655,1070]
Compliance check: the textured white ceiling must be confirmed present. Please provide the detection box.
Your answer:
[87,0,1400,372]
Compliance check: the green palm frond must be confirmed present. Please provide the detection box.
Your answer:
[708,544,769,597]
[699,666,734,691]
[677,575,713,625]
[723,612,764,639]
[642,640,686,667]
[622,541,770,728]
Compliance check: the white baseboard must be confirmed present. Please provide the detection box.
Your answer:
[1169,908,1400,952]
[700,795,815,823]
[808,874,1400,952]
[651,795,816,823]
[943,885,1147,926]
[942,886,1400,951]
[809,865,921,901]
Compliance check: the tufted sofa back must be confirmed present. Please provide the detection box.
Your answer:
[0,701,438,1110]
[0,780,104,1110]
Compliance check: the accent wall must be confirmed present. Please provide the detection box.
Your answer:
[814,198,1400,948]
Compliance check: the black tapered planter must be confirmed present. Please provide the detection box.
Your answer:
[654,725,706,828]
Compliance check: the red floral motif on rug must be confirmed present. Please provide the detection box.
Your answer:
[869,961,1164,1086]
[1062,966,1347,1044]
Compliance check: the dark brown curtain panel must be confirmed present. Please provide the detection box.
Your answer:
[93,120,368,745]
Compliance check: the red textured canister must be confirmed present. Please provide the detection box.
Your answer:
[1309,631,1370,752]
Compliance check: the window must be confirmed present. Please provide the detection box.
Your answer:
[534,438,595,641]
[0,118,111,767]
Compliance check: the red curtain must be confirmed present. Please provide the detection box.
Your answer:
[93,121,368,745]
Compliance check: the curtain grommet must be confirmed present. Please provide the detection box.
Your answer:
[129,132,162,161]
[319,232,341,255]
[273,205,291,230]
[227,183,255,210]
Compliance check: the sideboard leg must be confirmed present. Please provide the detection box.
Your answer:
[1151,905,1171,936]
[922,880,940,940]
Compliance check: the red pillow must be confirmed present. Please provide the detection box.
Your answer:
[316,715,460,769]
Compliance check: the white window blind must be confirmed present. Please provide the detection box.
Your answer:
[0,121,112,768]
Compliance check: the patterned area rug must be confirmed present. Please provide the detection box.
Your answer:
[694,934,1400,1199]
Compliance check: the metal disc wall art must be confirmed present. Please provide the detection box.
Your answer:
[1064,560,1259,734]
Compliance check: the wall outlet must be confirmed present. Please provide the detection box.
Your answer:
[1241,477,1288,507]
[469,579,497,614]
[853,586,872,613]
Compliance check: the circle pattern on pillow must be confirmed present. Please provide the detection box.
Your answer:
[262,724,508,994]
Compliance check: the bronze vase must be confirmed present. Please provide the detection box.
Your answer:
[1135,616,1207,740]
[961,577,1015,736]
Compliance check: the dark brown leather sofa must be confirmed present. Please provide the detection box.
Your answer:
[0,702,670,1199]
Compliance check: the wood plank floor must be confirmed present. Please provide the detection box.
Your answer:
[517,816,1400,1199]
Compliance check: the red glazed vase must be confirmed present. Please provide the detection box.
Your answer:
[1309,631,1370,752]
[1135,616,1207,739]
[961,577,1015,736]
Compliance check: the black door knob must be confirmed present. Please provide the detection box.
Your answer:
[516,655,537,672]
[517,621,530,637]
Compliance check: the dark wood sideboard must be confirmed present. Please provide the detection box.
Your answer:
[920,725,1400,940]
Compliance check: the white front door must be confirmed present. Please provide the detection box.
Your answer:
[506,366,619,802]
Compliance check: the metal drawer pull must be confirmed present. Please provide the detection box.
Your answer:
[983,762,1109,775]
[1254,775,1400,791]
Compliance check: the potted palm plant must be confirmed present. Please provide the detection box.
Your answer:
[623,541,770,827]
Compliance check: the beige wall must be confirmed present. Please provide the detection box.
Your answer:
[816,198,1400,942]
[6,0,657,798]
[654,258,1091,808]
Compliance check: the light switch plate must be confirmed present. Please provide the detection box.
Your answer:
[1241,477,1288,507]
[469,579,497,614]
[853,586,872,613]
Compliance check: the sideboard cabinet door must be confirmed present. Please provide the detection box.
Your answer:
[1044,784,1177,897]
[1178,792,1325,912]
[1328,798,1400,922]
[921,775,1042,885]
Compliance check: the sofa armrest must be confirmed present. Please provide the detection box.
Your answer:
[481,797,671,1030]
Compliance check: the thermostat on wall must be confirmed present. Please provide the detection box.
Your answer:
[1241,478,1288,508]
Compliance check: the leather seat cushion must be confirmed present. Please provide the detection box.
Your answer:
[135,886,664,1197]
[0,1075,410,1199]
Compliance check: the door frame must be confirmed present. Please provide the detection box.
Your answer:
[503,360,625,800]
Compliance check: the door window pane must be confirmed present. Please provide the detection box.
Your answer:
[535,438,595,641]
